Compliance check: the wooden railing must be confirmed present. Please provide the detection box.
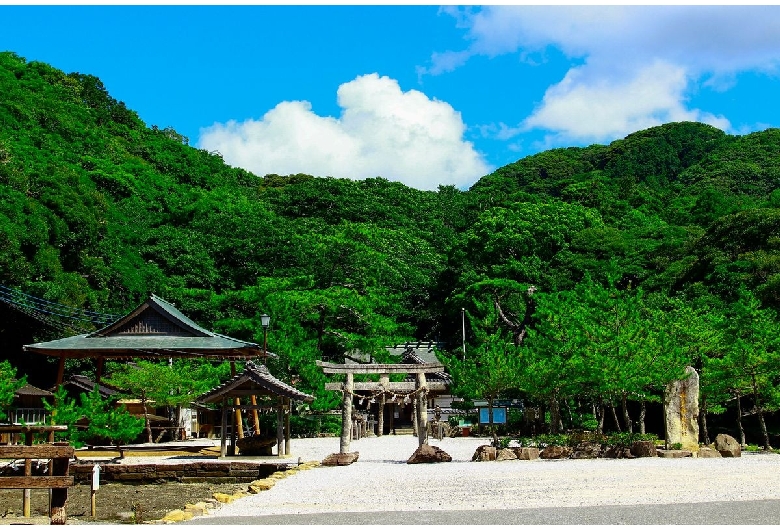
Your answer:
[0,443,74,524]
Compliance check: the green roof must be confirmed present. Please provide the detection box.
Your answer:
[23,294,265,360]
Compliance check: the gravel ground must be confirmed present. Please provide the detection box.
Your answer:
[191,434,780,520]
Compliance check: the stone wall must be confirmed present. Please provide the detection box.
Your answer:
[70,461,288,485]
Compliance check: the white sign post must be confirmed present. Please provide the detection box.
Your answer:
[91,464,100,517]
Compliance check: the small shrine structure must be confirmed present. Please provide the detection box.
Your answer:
[197,361,314,457]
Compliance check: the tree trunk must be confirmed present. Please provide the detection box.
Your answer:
[735,392,745,446]
[596,400,605,435]
[700,396,710,445]
[751,375,772,450]
[621,393,632,434]
[538,402,547,434]
[639,399,646,435]
[142,395,153,444]
[488,398,499,447]
[610,402,622,433]
[549,397,560,435]
[758,407,772,450]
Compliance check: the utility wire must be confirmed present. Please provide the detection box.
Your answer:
[0,284,121,332]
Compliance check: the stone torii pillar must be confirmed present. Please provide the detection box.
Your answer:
[377,374,389,437]
[317,360,445,454]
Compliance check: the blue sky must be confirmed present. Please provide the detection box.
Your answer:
[2,5,779,190]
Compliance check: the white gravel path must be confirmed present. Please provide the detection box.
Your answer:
[183,435,780,519]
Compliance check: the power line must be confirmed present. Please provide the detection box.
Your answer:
[0,284,121,332]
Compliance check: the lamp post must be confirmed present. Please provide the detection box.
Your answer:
[260,314,270,361]
[461,308,466,360]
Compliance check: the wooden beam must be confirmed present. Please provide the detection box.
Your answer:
[0,477,74,489]
[324,381,449,392]
[0,446,74,459]
[317,360,444,374]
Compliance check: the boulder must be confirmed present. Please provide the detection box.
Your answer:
[604,446,634,459]
[407,444,452,464]
[513,447,540,460]
[496,448,518,461]
[571,441,603,459]
[539,445,571,459]
[321,452,360,466]
[161,509,193,523]
[698,446,722,458]
[657,449,693,458]
[631,440,657,458]
[248,478,276,492]
[714,433,741,457]
[472,445,497,462]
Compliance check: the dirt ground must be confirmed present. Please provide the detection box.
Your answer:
[0,480,249,523]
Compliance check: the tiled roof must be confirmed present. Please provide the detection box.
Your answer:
[23,295,266,360]
[197,361,314,404]
[14,383,54,397]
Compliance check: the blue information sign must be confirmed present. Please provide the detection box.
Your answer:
[478,407,507,424]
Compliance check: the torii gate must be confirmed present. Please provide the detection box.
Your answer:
[316,360,445,453]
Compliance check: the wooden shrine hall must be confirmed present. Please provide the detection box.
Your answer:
[197,361,314,457]
[23,294,269,385]
[23,294,278,447]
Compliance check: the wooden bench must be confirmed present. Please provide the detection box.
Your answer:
[0,443,74,524]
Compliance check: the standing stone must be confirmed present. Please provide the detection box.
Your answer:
[664,366,700,453]
[714,433,742,457]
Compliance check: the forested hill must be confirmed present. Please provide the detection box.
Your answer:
[3,51,780,412]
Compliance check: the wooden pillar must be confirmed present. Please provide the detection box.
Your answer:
[230,363,244,440]
[276,401,284,456]
[417,373,428,447]
[251,395,261,435]
[284,398,291,456]
[340,373,353,454]
[95,357,104,383]
[377,374,388,437]
[56,354,66,386]
[49,442,69,525]
[220,399,228,458]
[23,430,32,517]
[230,407,238,456]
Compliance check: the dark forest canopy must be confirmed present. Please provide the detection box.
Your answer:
[3,52,780,444]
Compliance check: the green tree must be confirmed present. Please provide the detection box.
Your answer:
[0,360,25,421]
[441,329,524,447]
[713,288,780,448]
[43,386,143,456]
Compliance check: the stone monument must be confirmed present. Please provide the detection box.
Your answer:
[664,366,699,453]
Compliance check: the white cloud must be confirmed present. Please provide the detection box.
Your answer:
[432,5,780,144]
[197,74,490,191]
[523,60,732,147]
